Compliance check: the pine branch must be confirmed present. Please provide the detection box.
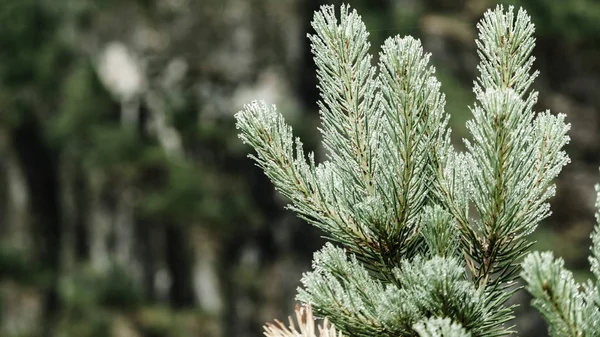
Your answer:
[298,245,511,337]
[522,178,600,337]
[464,5,570,288]
[522,252,584,337]
[391,256,512,337]
[420,205,460,258]
[297,243,402,337]
[375,36,449,266]
[235,101,368,247]
[590,183,600,282]
[310,4,379,194]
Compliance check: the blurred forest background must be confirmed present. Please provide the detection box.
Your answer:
[1,0,599,336]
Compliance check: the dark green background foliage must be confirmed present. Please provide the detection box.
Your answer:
[0,0,598,336]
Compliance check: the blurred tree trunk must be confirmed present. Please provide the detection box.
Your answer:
[165,224,195,308]
[0,0,326,336]
[10,113,61,336]
[1,144,31,251]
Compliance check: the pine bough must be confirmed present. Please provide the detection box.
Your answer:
[521,182,600,337]
[234,4,596,336]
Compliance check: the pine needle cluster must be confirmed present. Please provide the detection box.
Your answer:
[521,180,600,337]
[236,4,571,337]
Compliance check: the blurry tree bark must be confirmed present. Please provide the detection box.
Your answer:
[3,1,598,336]
[0,0,324,336]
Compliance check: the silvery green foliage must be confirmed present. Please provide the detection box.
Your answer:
[420,205,459,258]
[413,317,471,337]
[295,244,508,336]
[521,181,600,337]
[444,7,570,289]
[236,4,570,337]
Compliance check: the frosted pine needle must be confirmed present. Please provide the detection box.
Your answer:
[238,4,571,337]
